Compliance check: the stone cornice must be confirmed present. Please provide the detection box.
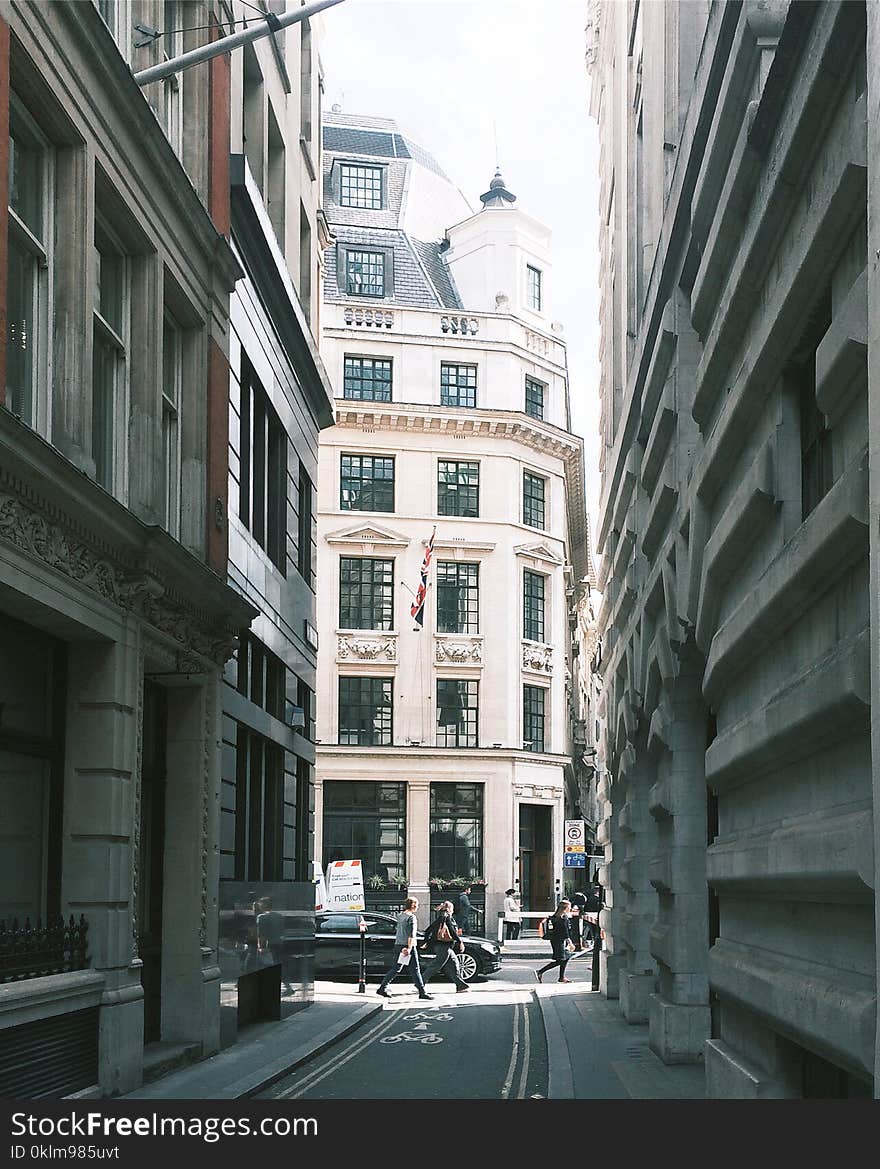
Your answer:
[514,541,565,567]
[324,521,411,548]
[0,414,256,665]
[332,401,582,465]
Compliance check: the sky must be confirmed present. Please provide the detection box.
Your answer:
[319,0,603,535]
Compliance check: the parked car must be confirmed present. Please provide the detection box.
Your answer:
[313,910,502,983]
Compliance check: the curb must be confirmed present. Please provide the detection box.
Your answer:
[535,992,575,1100]
[236,1003,384,1098]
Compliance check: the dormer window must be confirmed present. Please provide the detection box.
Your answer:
[527,264,542,311]
[340,163,383,209]
[346,249,385,297]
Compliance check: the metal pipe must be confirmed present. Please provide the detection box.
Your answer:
[133,0,346,86]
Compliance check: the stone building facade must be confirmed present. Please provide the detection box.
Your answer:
[315,113,590,932]
[587,0,876,1096]
[0,1,254,1096]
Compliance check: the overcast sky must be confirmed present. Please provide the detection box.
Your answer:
[319,0,602,536]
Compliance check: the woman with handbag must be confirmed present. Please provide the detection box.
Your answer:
[420,900,470,991]
[535,899,575,984]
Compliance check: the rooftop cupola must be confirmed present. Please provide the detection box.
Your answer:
[479,167,516,208]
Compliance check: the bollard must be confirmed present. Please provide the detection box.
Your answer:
[591,927,601,991]
[358,917,367,993]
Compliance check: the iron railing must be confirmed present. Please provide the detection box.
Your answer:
[0,915,89,983]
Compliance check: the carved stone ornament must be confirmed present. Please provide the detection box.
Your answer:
[435,637,482,664]
[0,492,239,665]
[337,635,397,662]
[522,641,553,673]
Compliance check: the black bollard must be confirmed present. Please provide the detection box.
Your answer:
[591,921,601,991]
[358,917,367,993]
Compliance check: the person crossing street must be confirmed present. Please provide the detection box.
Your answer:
[376,896,433,1000]
[420,901,470,991]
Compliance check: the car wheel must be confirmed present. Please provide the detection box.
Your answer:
[458,951,478,982]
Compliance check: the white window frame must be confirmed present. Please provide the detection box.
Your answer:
[527,264,542,311]
[6,96,53,437]
[94,1,131,59]
[162,309,182,537]
[92,216,130,497]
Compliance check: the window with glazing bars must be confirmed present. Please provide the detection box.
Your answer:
[239,358,287,570]
[527,264,542,310]
[523,471,546,529]
[429,782,483,880]
[339,557,394,630]
[237,633,287,720]
[338,676,393,745]
[523,685,546,752]
[322,781,406,883]
[523,570,545,642]
[436,562,479,633]
[436,679,478,747]
[440,362,477,408]
[343,355,392,401]
[438,460,479,517]
[340,164,383,209]
[346,249,384,296]
[340,453,394,512]
[525,377,545,420]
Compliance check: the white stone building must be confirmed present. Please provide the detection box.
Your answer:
[314,113,589,932]
[587,0,876,1096]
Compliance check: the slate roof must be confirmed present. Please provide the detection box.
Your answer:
[325,227,463,310]
[411,238,462,310]
[323,124,449,181]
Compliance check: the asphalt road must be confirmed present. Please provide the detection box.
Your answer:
[259,956,595,1101]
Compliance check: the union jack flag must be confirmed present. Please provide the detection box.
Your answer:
[410,527,436,629]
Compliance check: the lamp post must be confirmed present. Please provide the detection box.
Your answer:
[358,917,367,993]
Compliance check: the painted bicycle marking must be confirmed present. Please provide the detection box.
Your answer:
[379,1029,444,1045]
[403,1011,454,1022]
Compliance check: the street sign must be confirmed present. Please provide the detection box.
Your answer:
[325,859,366,911]
[564,853,587,868]
[564,819,586,850]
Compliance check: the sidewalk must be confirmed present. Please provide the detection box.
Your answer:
[124,969,705,1101]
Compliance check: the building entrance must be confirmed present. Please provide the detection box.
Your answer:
[518,804,553,911]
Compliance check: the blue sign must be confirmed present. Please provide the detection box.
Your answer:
[564,853,586,868]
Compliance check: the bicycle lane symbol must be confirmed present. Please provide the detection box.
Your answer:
[380,1029,444,1045]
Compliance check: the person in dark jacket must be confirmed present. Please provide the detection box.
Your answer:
[536,900,575,983]
[456,886,473,934]
[570,891,587,950]
[420,901,469,991]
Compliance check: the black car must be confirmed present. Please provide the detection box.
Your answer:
[313,910,502,983]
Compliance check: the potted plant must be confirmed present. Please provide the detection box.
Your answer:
[429,876,445,890]
[366,874,386,890]
[390,874,408,890]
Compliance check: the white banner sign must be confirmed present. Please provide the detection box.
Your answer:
[325,859,366,912]
[564,819,586,852]
[314,861,328,912]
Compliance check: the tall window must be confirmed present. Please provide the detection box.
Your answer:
[343,356,392,402]
[527,264,542,311]
[298,464,314,586]
[523,471,546,529]
[440,363,477,409]
[523,570,545,642]
[429,783,483,880]
[161,312,181,537]
[6,101,52,427]
[346,249,385,297]
[323,782,406,883]
[160,1,183,155]
[436,679,478,747]
[340,453,395,512]
[240,359,287,570]
[234,729,285,881]
[237,633,287,721]
[525,377,545,420]
[338,676,393,745]
[340,164,383,209]
[93,220,128,491]
[523,685,546,752]
[339,557,394,630]
[436,562,479,633]
[438,460,479,518]
[95,1,130,55]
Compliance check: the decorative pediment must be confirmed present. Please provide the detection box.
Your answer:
[514,541,564,567]
[325,522,410,548]
[337,633,398,663]
[432,536,496,553]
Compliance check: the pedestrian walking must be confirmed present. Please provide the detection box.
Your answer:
[456,885,473,935]
[535,900,576,983]
[503,888,522,941]
[420,901,469,991]
[570,890,587,950]
[376,896,433,1000]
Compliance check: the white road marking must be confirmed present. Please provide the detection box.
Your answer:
[500,1003,521,1099]
[380,1030,444,1045]
[272,1009,399,1099]
[515,1001,531,1099]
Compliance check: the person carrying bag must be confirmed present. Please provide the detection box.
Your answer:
[536,899,575,984]
[420,900,470,991]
